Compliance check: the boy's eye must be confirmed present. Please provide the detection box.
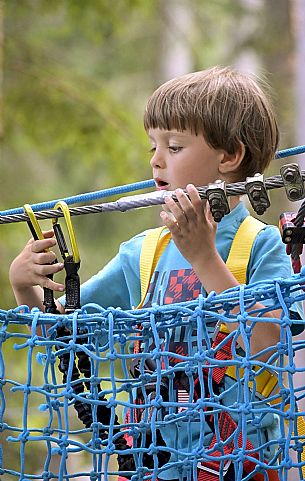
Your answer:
[169,145,182,153]
[148,147,156,154]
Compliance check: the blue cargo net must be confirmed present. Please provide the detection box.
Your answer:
[1,271,305,481]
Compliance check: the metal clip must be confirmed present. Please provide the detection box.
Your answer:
[206,180,230,222]
[52,201,81,313]
[279,212,305,244]
[245,173,270,215]
[23,204,59,314]
[280,163,305,202]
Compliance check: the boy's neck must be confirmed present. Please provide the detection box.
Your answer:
[229,195,241,210]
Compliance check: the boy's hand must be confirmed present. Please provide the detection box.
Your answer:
[9,230,65,293]
[160,184,218,266]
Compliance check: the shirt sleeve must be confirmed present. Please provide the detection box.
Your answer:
[248,225,304,335]
[80,253,132,309]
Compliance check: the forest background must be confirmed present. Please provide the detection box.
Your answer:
[0,0,305,478]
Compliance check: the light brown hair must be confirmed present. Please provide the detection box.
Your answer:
[144,66,279,180]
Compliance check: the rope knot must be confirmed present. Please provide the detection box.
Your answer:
[89,471,98,481]
[281,315,292,328]
[0,331,7,342]
[42,471,53,480]
[20,430,30,442]
[0,422,8,432]
[27,336,38,347]
[59,435,70,448]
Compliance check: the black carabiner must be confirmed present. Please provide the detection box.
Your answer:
[23,204,59,314]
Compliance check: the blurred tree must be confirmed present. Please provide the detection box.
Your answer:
[1,0,162,309]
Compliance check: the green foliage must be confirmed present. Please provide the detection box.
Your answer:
[2,0,162,310]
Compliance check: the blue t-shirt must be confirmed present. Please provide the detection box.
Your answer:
[77,202,301,315]
[59,202,303,479]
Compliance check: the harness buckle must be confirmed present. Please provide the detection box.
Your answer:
[197,459,231,478]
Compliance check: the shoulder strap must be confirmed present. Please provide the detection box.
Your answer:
[226,216,266,284]
[138,226,171,308]
[138,215,266,308]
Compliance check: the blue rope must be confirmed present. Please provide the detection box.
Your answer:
[275,144,305,159]
[1,144,305,218]
[0,179,155,217]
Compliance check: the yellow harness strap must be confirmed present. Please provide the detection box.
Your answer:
[138,215,265,308]
[138,227,170,308]
[226,215,266,285]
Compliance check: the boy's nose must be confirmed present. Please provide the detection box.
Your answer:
[150,149,165,169]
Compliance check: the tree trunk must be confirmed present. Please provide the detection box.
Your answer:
[158,0,193,82]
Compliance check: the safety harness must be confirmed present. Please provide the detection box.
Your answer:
[124,216,284,481]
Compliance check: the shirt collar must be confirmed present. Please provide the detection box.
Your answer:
[216,201,249,231]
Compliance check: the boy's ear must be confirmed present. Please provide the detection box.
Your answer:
[218,142,245,175]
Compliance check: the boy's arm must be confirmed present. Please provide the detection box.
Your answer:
[9,230,65,312]
[160,184,281,360]
[190,249,281,359]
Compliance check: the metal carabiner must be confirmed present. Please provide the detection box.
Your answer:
[52,201,81,313]
[23,204,59,314]
[24,203,45,241]
[52,201,80,264]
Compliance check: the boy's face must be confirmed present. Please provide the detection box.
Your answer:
[148,128,225,191]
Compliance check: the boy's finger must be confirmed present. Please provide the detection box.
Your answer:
[185,184,203,212]
[205,202,217,226]
[35,251,58,265]
[42,230,55,238]
[37,262,64,276]
[160,211,180,233]
[164,196,184,219]
[41,277,65,292]
[175,189,197,222]
[31,237,57,253]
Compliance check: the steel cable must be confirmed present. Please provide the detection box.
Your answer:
[0,173,302,226]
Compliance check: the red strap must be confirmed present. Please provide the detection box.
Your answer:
[286,243,303,274]
[194,329,233,400]
[198,411,237,481]
[198,410,280,481]
[253,470,280,481]
[209,329,233,385]
[292,256,302,274]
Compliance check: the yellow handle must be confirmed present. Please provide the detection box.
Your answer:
[52,201,80,263]
[23,204,44,241]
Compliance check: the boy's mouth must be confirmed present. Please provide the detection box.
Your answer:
[155,178,169,190]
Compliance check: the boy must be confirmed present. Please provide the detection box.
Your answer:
[9,66,302,480]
